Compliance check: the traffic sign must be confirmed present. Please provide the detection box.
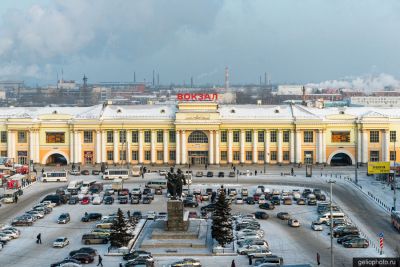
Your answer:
[378,232,384,238]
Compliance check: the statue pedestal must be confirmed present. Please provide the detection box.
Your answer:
[166,200,188,231]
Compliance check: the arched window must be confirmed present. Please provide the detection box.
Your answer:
[188,131,208,143]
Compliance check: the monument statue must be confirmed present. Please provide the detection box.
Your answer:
[167,168,187,199]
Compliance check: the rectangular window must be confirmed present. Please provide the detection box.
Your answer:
[1,151,7,157]
[246,151,252,161]
[258,151,265,161]
[157,151,163,161]
[304,131,314,143]
[390,151,396,161]
[245,130,252,143]
[157,130,163,143]
[331,131,350,143]
[220,151,227,161]
[390,131,397,142]
[119,150,126,161]
[132,151,138,161]
[221,131,227,143]
[107,151,113,161]
[132,131,138,143]
[283,131,290,143]
[258,131,265,143]
[46,132,65,143]
[107,131,113,143]
[233,151,240,161]
[18,131,27,143]
[370,150,379,162]
[119,131,126,143]
[233,131,240,143]
[169,150,176,160]
[83,131,93,143]
[304,151,313,164]
[169,130,176,143]
[370,130,379,143]
[270,151,277,161]
[1,131,7,143]
[144,131,151,143]
[17,151,27,164]
[283,151,290,161]
[270,131,277,142]
[145,151,151,161]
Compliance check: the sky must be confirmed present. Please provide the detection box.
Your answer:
[0,0,400,88]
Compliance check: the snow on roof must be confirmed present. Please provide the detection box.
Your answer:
[219,105,293,120]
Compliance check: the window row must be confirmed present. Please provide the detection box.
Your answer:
[106,150,176,161]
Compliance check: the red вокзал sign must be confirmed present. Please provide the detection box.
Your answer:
[177,93,218,101]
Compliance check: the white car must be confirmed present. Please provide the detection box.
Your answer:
[237,244,268,255]
[131,188,141,195]
[311,221,324,231]
[258,195,266,204]
[146,211,156,220]
[59,263,82,267]
[53,237,70,248]
[236,197,244,204]
[237,230,264,238]
[0,233,12,242]
[1,230,19,239]
[92,196,102,205]
[80,186,89,194]
[42,200,56,208]
[26,210,45,219]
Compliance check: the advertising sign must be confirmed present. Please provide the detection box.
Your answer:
[368,162,390,174]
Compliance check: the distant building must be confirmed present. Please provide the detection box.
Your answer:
[350,96,400,107]
[277,85,310,95]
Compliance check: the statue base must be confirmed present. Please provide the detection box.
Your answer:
[166,199,188,231]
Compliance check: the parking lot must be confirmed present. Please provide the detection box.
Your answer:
[0,169,385,266]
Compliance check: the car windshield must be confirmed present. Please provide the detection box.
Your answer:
[55,238,64,242]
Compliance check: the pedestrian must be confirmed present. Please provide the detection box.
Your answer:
[248,256,252,265]
[129,192,132,199]
[41,168,44,175]
[255,170,257,176]
[231,259,236,267]
[205,163,208,170]
[78,165,81,171]
[119,263,123,267]
[317,252,320,265]
[236,169,239,175]
[231,163,233,169]
[127,210,131,218]
[14,195,18,203]
[233,166,236,172]
[200,195,203,203]
[291,167,294,175]
[97,255,103,267]
[85,212,88,217]
[141,172,144,179]
[36,233,41,244]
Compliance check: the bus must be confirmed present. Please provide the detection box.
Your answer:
[145,180,167,189]
[131,165,142,177]
[42,171,68,182]
[391,211,400,232]
[102,169,129,180]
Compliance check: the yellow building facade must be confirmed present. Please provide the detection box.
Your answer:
[0,102,399,166]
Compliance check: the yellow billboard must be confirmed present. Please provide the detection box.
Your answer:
[368,162,390,174]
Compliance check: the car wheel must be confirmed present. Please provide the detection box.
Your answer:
[363,244,368,248]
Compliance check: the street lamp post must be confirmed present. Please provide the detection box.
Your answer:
[328,180,336,267]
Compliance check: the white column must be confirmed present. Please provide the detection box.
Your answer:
[95,131,101,164]
[151,130,156,163]
[69,130,74,163]
[317,130,323,163]
[240,130,245,163]
[253,130,258,163]
[176,130,181,164]
[383,130,389,162]
[290,130,295,163]
[35,131,40,163]
[101,131,106,163]
[181,130,187,164]
[74,131,78,163]
[322,130,326,163]
[215,130,220,165]
[295,130,301,163]
[113,130,118,163]
[362,130,368,163]
[78,131,82,164]
[126,131,131,163]
[265,130,270,163]
[228,130,233,163]
[163,130,169,164]
[209,130,214,164]
[277,130,283,163]
[357,129,362,164]
[7,131,13,159]
[29,131,35,163]
[139,130,144,163]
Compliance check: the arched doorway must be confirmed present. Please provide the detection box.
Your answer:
[46,153,68,166]
[188,131,209,165]
[330,153,352,166]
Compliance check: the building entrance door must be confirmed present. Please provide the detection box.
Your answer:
[188,151,208,165]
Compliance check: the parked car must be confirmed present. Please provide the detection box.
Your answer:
[195,171,203,177]
[201,203,216,212]
[81,213,102,222]
[142,197,152,204]
[130,196,140,204]
[70,253,94,264]
[119,196,129,204]
[53,237,70,248]
[259,203,275,210]
[236,197,244,204]
[50,258,81,267]
[103,196,114,204]
[132,211,142,220]
[277,212,290,220]
[91,170,101,175]
[311,221,323,231]
[146,211,157,220]
[69,196,79,205]
[171,258,201,267]
[333,226,359,238]
[228,171,236,178]
[246,197,255,205]
[81,234,108,245]
[69,247,98,257]
[271,196,281,205]
[296,198,306,205]
[81,196,90,205]
[123,250,151,261]
[337,234,360,244]
[255,211,269,220]
[206,171,214,177]
[288,219,300,227]
[57,213,71,224]
[183,199,198,208]
[92,196,102,205]
[218,172,224,177]
[80,170,90,175]
[155,188,163,195]
[69,170,80,176]
[343,238,369,248]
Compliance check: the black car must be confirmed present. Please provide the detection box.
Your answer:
[143,188,151,195]
[246,197,255,205]
[71,253,94,264]
[104,196,114,204]
[259,203,275,210]
[337,234,360,244]
[142,197,152,204]
[50,258,81,267]
[271,196,281,205]
[333,227,359,238]
[218,172,224,177]
[81,170,90,175]
[122,250,151,261]
[277,212,290,220]
[318,194,326,201]
[255,211,269,220]
[119,196,129,204]
[81,213,102,222]
[131,197,140,204]
[206,171,214,177]
[68,196,79,205]
[183,199,199,208]
[302,189,312,198]
[69,247,98,257]
[91,170,101,175]
[132,211,142,219]
[41,194,63,206]
[201,203,216,212]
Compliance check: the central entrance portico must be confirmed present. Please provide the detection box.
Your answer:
[188,151,208,165]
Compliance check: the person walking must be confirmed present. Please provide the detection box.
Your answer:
[97,255,103,267]
[317,252,321,265]
[41,168,44,175]
[14,195,18,203]
[248,256,252,265]
[36,233,42,244]
[255,170,257,176]
[231,259,236,267]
